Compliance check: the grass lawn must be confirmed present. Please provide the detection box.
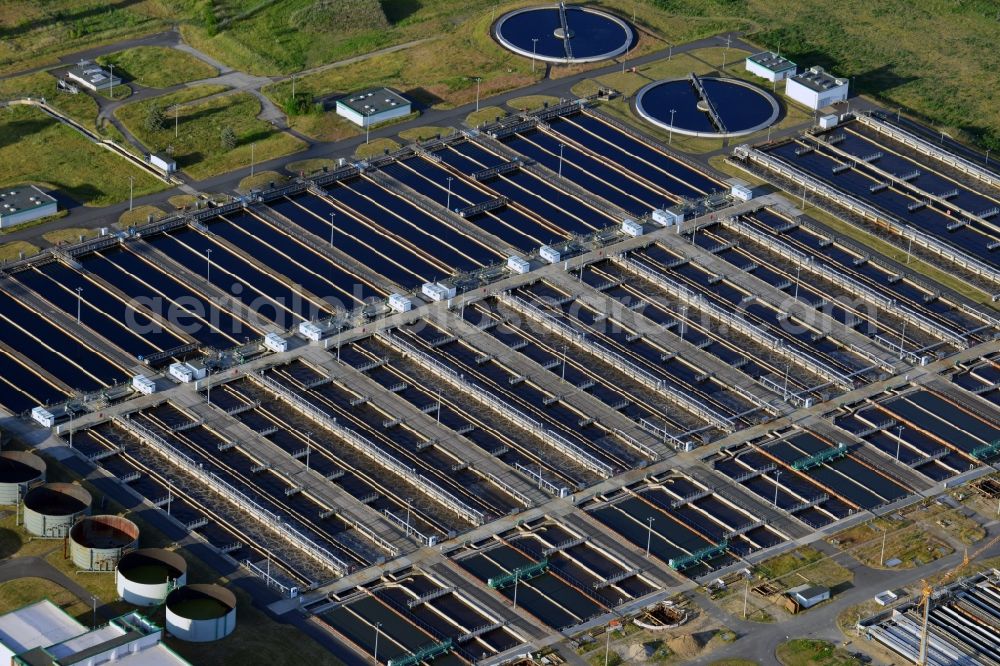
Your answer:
[42,227,101,245]
[0,1,172,76]
[0,576,91,620]
[97,46,218,88]
[757,546,853,589]
[286,158,338,176]
[260,4,545,116]
[116,87,306,179]
[830,514,952,569]
[238,171,288,192]
[119,205,167,228]
[0,106,164,207]
[282,112,360,143]
[355,138,400,160]
[397,125,455,142]
[0,241,39,261]
[0,72,100,130]
[507,95,561,112]
[776,639,863,666]
[710,661,760,666]
[466,106,507,128]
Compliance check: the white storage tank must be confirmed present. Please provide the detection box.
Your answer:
[539,245,561,264]
[388,293,413,313]
[507,255,530,274]
[166,584,237,642]
[131,374,156,395]
[263,333,287,353]
[116,548,188,606]
[23,483,92,538]
[298,321,323,341]
[622,218,644,237]
[31,406,56,427]
[0,451,46,505]
[69,514,139,571]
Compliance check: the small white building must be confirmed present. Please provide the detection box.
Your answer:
[131,375,157,395]
[66,60,122,92]
[148,153,177,175]
[507,255,530,274]
[745,52,797,82]
[788,584,830,609]
[785,66,849,110]
[298,321,323,341]
[421,282,456,302]
[652,208,684,227]
[0,185,57,229]
[621,218,644,237]
[31,407,56,428]
[263,333,287,353]
[168,362,207,383]
[539,245,561,264]
[336,88,412,128]
[388,293,413,313]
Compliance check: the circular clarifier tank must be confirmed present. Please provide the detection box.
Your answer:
[166,584,237,642]
[635,76,780,138]
[23,483,92,539]
[116,548,188,606]
[494,4,634,64]
[0,451,45,504]
[69,514,139,571]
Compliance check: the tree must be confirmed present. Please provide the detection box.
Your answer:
[201,0,218,36]
[144,104,165,132]
[220,126,237,150]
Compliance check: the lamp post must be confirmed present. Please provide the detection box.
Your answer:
[774,470,781,507]
[129,176,134,211]
[250,142,255,178]
[558,143,564,177]
[373,622,382,664]
[896,425,903,461]
[668,109,676,145]
[446,176,453,211]
[205,248,213,283]
[329,212,336,246]
[76,286,83,323]
[532,38,539,73]
[475,76,481,112]
[108,64,114,99]
[645,516,655,557]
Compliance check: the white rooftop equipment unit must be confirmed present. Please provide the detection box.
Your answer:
[131,375,157,395]
[819,114,839,129]
[731,183,754,201]
[422,282,455,301]
[507,255,530,274]
[263,333,288,353]
[298,321,323,341]
[169,363,194,383]
[539,245,561,264]
[651,208,684,226]
[388,293,413,313]
[31,407,56,428]
[622,218,644,237]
